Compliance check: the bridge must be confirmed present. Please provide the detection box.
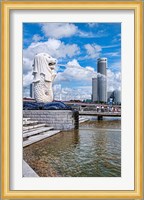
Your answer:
[64,102,121,120]
[79,111,121,120]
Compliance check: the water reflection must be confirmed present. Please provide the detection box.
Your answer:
[23,118,121,177]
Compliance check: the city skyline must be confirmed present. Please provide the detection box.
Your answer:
[23,23,121,99]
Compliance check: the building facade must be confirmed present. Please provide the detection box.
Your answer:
[92,78,98,102]
[97,58,107,102]
[30,83,35,99]
[107,90,121,104]
[113,90,121,104]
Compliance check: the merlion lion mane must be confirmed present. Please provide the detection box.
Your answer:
[32,53,57,103]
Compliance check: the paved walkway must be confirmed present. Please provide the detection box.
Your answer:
[23,160,39,177]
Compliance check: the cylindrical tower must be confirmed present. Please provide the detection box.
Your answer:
[92,78,98,102]
[97,58,107,75]
[97,58,107,103]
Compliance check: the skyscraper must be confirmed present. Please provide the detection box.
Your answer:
[92,78,98,102]
[92,58,107,103]
[30,83,35,98]
[97,58,107,102]
[113,90,121,104]
[107,90,121,104]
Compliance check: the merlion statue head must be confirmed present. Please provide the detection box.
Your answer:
[33,53,57,83]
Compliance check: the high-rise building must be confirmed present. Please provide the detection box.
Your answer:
[92,58,107,103]
[30,83,35,98]
[97,58,107,75]
[92,78,98,102]
[107,90,121,104]
[97,58,107,102]
[113,90,121,104]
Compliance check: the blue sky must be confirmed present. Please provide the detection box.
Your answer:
[23,23,121,100]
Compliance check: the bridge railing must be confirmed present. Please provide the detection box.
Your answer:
[66,103,121,114]
[80,106,121,113]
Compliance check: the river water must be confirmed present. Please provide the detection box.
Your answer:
[23,117,121,177]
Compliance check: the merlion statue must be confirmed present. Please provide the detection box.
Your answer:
[32,53,57,103]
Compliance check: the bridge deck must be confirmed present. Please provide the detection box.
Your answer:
[79,111,121,117]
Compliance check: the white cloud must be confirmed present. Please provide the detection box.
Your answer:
[94,30,108,38]
[84,43,102,58]
[109,61,121,71]
[41,22,93,39]
[78,30,94,38]
[102,44,120,48]
[55,59,96,84]
[41,22,107,39]
[32,34,44,42]
[107,69,121,91]
[112,33,121,43]
[23,71,33,87]
[23,38,80,92]
[41,23,78,39]
[104,52,120,57]
[23,38,80,61]
[85,66,95,72]
[67,59,81,68]
[23,57,33,74]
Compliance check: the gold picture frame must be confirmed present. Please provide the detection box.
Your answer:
[1,1,143,199]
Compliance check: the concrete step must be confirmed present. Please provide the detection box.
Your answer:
[23,130,60,147]
[23,123,46,132]
[23,118,30,122]
[79,119,89,123]
[79,117,89,123]
[23,120,38,126]
[23,127,54,138]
